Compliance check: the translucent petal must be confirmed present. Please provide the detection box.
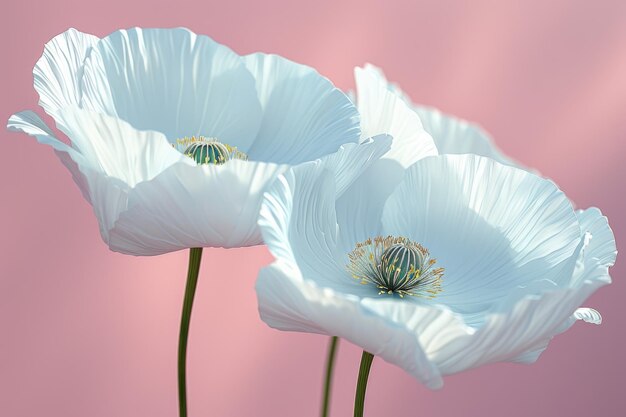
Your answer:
[8,111,78,155]
[571,207,617,286]
[256,260,443,388]
[256,152,614,387]
[512,208,616,362]
[357,63,522,168]
[7,111,130,241]
[56,107,188,187]
[109,159,287,255]
[244,53,361,164]
[361,275,607,376]
[573,307,602,324]
[335,158,404,253]
[80,27,262,150]
[33,28,99,120]
[259,162,346,290]
[434,278,607,374]
[355,66,437,167]
[415,105,520,168]
[382,155,580,323]
[313,134,391,198]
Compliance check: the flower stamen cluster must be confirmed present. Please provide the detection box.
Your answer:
[347,236,444,298]
[175,136,248,165]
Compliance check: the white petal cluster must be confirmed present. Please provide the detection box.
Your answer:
[8,29,410,255]
[354,63,523,168]
[256,64,616,389]
[8,28,615,389]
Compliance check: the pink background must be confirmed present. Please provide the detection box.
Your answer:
[1,1,624,416]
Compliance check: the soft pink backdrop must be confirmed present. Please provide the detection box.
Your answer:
[1,1,624,416]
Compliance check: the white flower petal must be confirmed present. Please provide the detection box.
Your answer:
[8,110,91,201]
[358,64,523,168]
[435,278,607,374]
[571,207,617,286]
[314,134,392,197]
[258,168,610,383]
[109,159,287,255]
[8,111,76,155]
[255,261,328,334]
[33,28,99,120]
[244,53,361,164]
[430,208,613,369]
[7,111,130,241]
[255,142,614,388]
[335,158,405,253]
[384,270,601,373]
[359,63,411,105]
[414,106,520,167]
[382,155,581,323]
[259,162,347,290]
[355,66,437,167]
[573,307,603,324]
[56,107,188,187]
[255,260,443,389]
[506,208,615,363]
[80,27,262,150]
[359,270,607,376]
[80,169,130,242]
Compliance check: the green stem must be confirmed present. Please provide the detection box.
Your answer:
[320,336,340,417]
[353,351,375,417]
[178,247,203,417]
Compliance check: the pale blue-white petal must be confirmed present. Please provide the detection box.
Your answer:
[259,162,347,290]
[335,158,405,254]
[255,149,614,388]
[359,263,607,376]
[509,208,615,363]
[313,134,391,197]
[571,207,617,286]
[359,63,411,104]
[7,110,130,242]
[33,28,99,120]
[414,106,520,168]
[573,307,603,324]
[80,27,262,150]
[244,53,361,164]
[8,110,92,202]
[109,159,287,255]
[382,155,581,324]
[81,169,131,242]
[355,65,437,167]
[56,107,189,187]
[9,110,80,156]
[255,260,444,389]
[434,277,608,374]
[258,217,609,385]
[359,63,522,168]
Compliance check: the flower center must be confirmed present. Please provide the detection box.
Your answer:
[176,136,248,165]
[347,236,444,298]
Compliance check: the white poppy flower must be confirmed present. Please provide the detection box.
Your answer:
[256,154,616,389]
[7,27,395,255]
[353,63,522,168]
